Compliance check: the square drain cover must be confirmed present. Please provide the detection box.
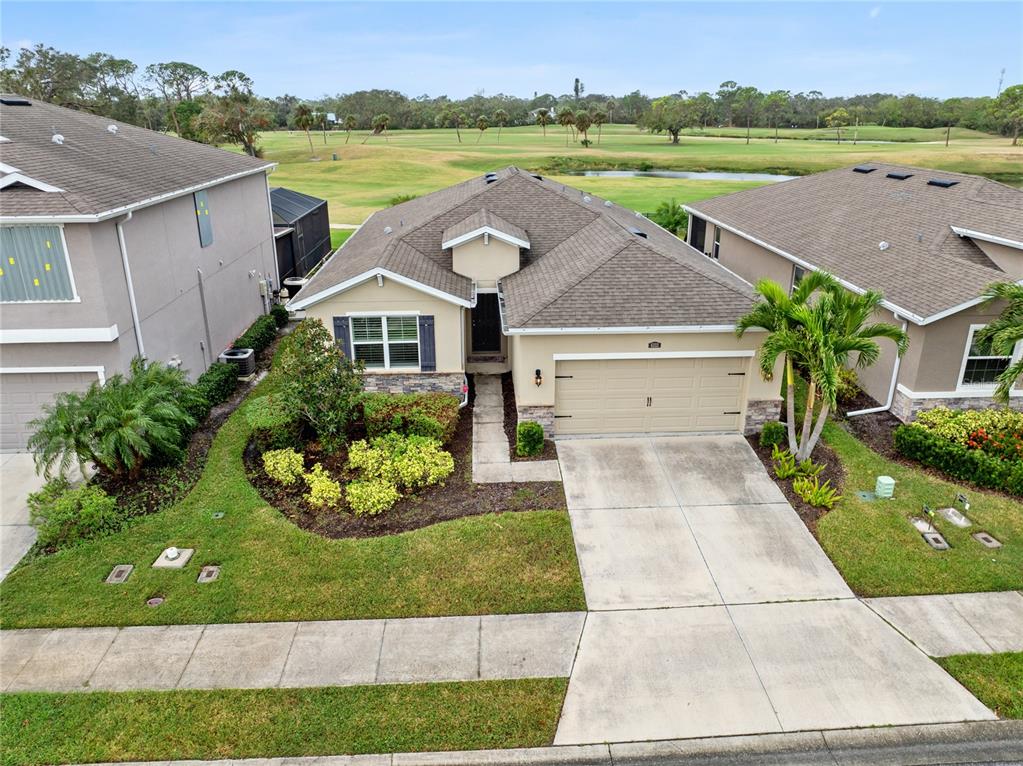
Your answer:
[922,531,950,551]
[105,564,134,584]
[937,507,971,528]
[973,532,1002,549]
[197,565,221,583]
[856,491,877,502]
[152,547,194,569]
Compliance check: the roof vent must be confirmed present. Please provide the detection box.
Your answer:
[604,200,613,207]
[927,178,959,188]
[886,171,912,180]
[383,226,393,234]
[628,226,648,239]
[51,133,65,145]
[107,124,119,135]
[484,172,498,178]
[879,241,890,251]
[531,174,542,180]
[853,165,876,174]
[484,177,497,184]
[583,195,592,203]
[0,97,31,106]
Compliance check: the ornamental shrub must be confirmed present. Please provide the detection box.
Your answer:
[760,421,786,449]
[968,427,1023,463]
[362,392,461,445]
[792,475,842,510]
[516,421,545,457]
[346,478,401,516]
[195,362,239,408]
[913,407,1023,446]
[28,479,122,551]
[303,463,342,509]
[894,424,1023,496]
[349,433,454,491]
[245,393,303,453]
[270,303,290,329]
[771,444,799,479]
[836,367,861,404]
[235,314,278,353]
[262,448,305,485]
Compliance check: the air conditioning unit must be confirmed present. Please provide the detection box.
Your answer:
[219,347,255,377]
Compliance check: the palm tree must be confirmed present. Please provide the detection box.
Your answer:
[976,282,1023,402]
[363,113,390,143]
[293,104,315,155]
[592,109,607,143]
[493,109,508,142]
[536,109,551,138]
[475,114,489,143]
[575,110,593,145]
[343,114,357,144]
[738,273,907,460]
[605,98,616,124]
[557,107,576,145]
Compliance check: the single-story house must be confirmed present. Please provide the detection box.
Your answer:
[288,167,782,437]
[0,95,278,450]
[684,163,1023,421]
[271,187,331,283]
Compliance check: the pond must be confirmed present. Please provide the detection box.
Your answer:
[566,169,797,182]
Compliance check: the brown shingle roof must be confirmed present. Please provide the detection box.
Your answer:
[441,207,529,246]
[0,96,272,220]
[294,167,755,328]
[686,163,1023,322]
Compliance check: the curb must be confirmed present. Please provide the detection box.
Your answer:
[80,720,1023,766]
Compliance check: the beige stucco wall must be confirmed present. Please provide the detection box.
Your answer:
[451,237,520,289]
[304,276,465,373]
[974,241,1023,279]
[712,227,794,289]
[509,331,782,409]
[906,302,1009,393]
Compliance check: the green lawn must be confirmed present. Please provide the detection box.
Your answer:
[816,423,1023,596]
[938,653,1023,718]
[0,372,584,629]
[250,124,1022,224]
[0,679,567,766]
[329,228,353,249]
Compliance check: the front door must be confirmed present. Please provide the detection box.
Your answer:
[471,293,502,353]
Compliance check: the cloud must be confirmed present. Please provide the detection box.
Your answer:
[869,6,881,19]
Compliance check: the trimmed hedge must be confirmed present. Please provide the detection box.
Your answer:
[894,424,1023,497]
[235,314,278,353]
[195,362,239,406]
[361,393,461,445]
[270,304,290,329]
[245,394,304,453]
[760,421,786,449]
[516,422,545,457]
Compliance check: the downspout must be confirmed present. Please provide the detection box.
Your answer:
[264,169,281,293]
[115,211,145,358]
[847,316,908,417]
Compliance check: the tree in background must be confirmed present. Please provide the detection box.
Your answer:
[691,91,716,129]
[605,98,616,124]
[343,114,357,143]
[716,80,739,126]
[145,61,208,135]
[293,103,316,153]
[762,90,790,143]
[575,110,593,145]
[371,112,390,141]
[591,108,607,143]
[849,105,868,144]
[807,90,824,128]
[195,70,269,155]
[558,106,576,145]
[475,114,489,143]
[535,108,551,138]
[976,283,1023,402]
[940,98,963,147]
[493,108,507,142]
[641,96,691,143]
[573,77,585,104]
[825,107,850,143]
[649,199,688,236]
[733,86,762,144]
[990,84,1023,145]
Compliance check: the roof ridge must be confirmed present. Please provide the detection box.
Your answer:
[397,169,516,237]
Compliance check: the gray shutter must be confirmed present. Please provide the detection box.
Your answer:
[418,315,436,371]
[333,317,353,358]
[194,191,213,248]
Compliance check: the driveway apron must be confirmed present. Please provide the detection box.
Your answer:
[555,434,995,745]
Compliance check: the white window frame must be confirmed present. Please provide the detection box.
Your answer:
[711,225,721,260]
[0,224,81,304]
[349,314,420,371]
[956,323,1021,393]
[791,265,806,292]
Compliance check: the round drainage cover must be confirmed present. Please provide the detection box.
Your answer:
[211,512,225,520]
[146,597,165,607]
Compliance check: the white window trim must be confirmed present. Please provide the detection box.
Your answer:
[0,365,106,384]
[897,383,1023,400]
[790,264,806,292]
[350,315,421,371]
[711,225,721,260]
[0,324,119,344]
[955,323,1022,394]
[442,226,530,251]
[0,224,80,304]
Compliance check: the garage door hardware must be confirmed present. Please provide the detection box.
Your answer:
[646,397,652,407]
[554,414,573,419]
[723,411,741,415]
[727,372,746,376]
[555,375,573,379]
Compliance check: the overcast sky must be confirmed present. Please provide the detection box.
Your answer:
[3,2,1021,100]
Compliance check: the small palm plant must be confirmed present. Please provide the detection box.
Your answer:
[976,282,1023,403]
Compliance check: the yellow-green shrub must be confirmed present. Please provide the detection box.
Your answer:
[346,478,401,516]
[303,463,342,509]
[262,448,305,485]
[914,407,1023,445]
[347,433,454,491]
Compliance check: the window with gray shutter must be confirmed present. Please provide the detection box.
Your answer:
[194,190,213,247]
[0,225,75,302]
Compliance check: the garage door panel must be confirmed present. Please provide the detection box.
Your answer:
[1,371,98,451]
[554,357,748,436]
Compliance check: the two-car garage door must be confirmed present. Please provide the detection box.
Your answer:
[0,371,99,452]
[553,356,748,435]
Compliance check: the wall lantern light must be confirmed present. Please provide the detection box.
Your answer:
[534,368,543,387]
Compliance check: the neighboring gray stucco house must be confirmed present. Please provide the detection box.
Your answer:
[0,96,278,450]
[685,164,1023,421]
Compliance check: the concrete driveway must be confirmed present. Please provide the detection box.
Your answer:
[0,454,44,580]
[555,435,995,745]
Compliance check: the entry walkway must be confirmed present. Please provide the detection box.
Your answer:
[471,375,560,483]
[1,612,584,692]
[554,435,996,746]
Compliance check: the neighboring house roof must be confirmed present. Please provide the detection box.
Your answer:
[270,186,326,226]
[291,167,756,330]
[685,163,1023,324]
[0,95,274,222]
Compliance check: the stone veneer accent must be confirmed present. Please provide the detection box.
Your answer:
[743,399,782,435]
[891,388,1023,423]
[516,405,556,438]
[362,372,465,398]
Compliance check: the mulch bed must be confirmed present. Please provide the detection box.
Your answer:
[95,334,285,519]
[746,433,846,534]
[245,401,567,540]
[501,373,557,462]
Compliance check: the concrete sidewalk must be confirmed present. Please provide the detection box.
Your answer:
[866,590,1023,656]
[1,612,585,692]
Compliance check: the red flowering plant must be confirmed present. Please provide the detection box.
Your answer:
[967,426,1023,463]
